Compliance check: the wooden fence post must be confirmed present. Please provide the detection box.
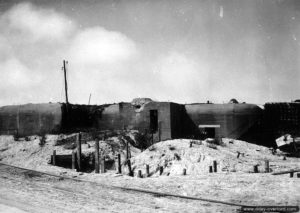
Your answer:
[159,166,163,175]
[117,153,121,174]
[265,160,270,173]
[100,157,105,173]
[213,160,217,173]
[290,172,294,178]
[209,166,213,173]
[127,159,133,176]
[76,133,82,171]
[146,164,150,177]
[126,141,129,160]
[52,150,56,166]
[138,170,142,178]
[254,165,259,173]
[95,138,99,174]
[183,168,187,175]
[72,150,76,170]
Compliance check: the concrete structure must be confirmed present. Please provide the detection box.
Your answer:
[3,98,298,148]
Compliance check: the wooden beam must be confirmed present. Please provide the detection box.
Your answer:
[272,169,300,175]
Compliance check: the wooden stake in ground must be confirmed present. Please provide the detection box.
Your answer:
[100,157,105,173]
[183,168,187,175]
[52,150,56,166]
[253,165,259,173]
[138,170,142,178]
[264,160,270,173]
[213,160,217,172]
[72,150,76,170]
[290,172,294,178]
[146,164,150,177]
[76,133,82,171]
[126,141,129,160]
[159,166,163,175]
[209,166,213,173]
[117,153,121,174]
[95,138,99,174]
[127,159,133,176]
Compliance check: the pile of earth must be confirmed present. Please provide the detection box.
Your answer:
[0,130,143,172]
[128,138,300,177]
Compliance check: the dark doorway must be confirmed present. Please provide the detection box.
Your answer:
[205,128,215,138]
[150,110,158,133]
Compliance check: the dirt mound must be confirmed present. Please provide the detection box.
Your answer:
[130,138,299,176]
[0,131,142,172]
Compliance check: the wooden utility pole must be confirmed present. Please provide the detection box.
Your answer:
[63,60,69,104]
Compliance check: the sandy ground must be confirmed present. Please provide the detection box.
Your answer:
[0,135,299,212]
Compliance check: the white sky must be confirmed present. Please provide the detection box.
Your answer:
[0,0,299,106]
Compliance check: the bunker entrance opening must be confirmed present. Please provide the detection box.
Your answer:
[150,110,158,133]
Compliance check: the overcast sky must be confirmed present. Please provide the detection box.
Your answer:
[0,0,299,106]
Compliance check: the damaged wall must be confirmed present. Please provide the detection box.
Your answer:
[96,101,174,142]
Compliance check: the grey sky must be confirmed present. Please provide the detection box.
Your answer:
[0,0,299,106]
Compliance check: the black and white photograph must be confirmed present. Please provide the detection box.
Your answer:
[0,0,299,212]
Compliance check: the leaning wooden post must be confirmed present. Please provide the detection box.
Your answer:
[76,133,82,171]
[264,160,270,173]
[72,150,76,170]
[117,153,121,174]
[146,164,150,177]
[95,138,100,174]
[213,160,217,172]
[52,150,56,166]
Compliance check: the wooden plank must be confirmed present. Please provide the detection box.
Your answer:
[272,169,300,175]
